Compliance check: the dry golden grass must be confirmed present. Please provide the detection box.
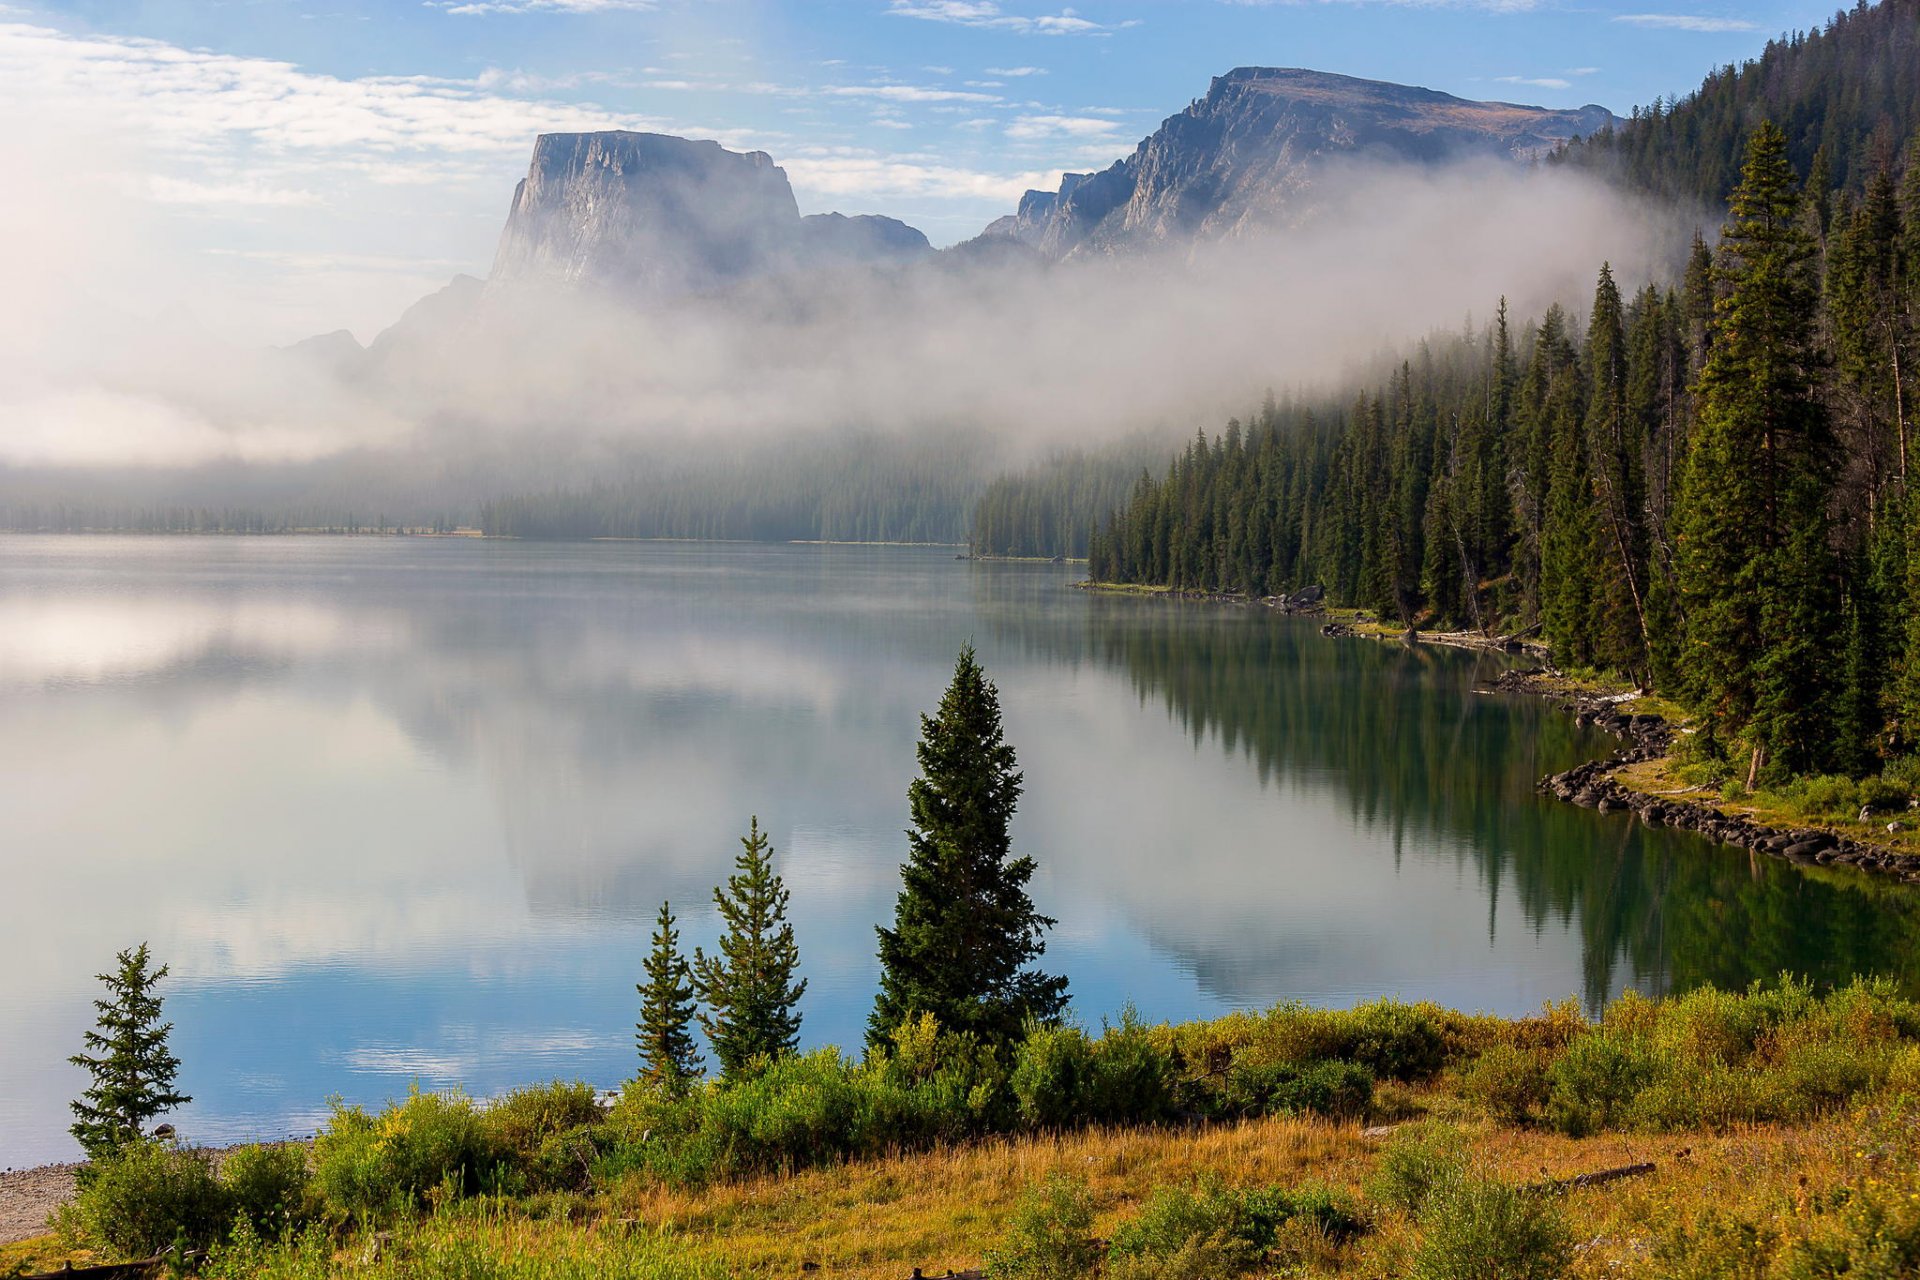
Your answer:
[8,1101,1894,1278]
[603,1118,1366,1276]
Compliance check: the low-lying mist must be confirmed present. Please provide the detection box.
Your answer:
[0,148,1705,524]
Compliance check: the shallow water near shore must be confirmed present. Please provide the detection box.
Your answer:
[2,535,1916,1165]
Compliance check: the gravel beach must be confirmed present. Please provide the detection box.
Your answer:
[0,1163,77,1245]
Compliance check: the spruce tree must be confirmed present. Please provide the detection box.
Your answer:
[869,645,1067,1049]
[69,943,190,1160]
[636,901,702,1091]
[692,819,806,1077]
[1675,121,1835,779]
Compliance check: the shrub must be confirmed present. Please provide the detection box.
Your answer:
[871,1014,1011,1140]
[1085,1011,1177,1124]
[481,1082,602,1159]
[1650,1210,1780,1280]
[1108,1181,1265,1275]
[220,1144,312,1238]
[1545,1031,1657,1136]
[1366,1121,1469,1215]
[1011,1024,1096,1128]
[1342,1001,1448,1082]
[56,1139,230,1257]
[1460,1044,1549,1125]
[688,1049,864,1178]
[1223,1059,1373,1120]
[1410,1177,1573,1280]
[1771,1186,1920,1280]
[1106,1179,1365,1279]
[985,1174,1101,1280]
[312,1089,500,1222]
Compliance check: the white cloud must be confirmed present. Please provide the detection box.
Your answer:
[0,22,674,164]
[886,2,1122,35]
[822,83,1002,103]
[1005,113,1124,140]
[1495,75,1572,90]
[1613,13,1760,31]
[986,65,1050,76]
[437,0,655,13]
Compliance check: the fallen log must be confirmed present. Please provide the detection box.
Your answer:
[907,1270,985,1279]
[22,1256,184,1280]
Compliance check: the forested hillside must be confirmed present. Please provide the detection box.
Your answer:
[1550,0,1920,208]
[1087,122,1919,786]
[972,0,1920,571]
[969,448,1156,558]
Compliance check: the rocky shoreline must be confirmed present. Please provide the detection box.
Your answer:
[1504,670,1920,887]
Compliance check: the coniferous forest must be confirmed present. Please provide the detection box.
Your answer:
[985,5,1920,791]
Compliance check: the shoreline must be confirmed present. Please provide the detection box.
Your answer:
[1078,578,1920,889]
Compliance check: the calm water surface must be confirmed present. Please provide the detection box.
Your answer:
[3,536,1917,1163]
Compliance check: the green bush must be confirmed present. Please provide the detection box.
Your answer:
[1545,1031,1657,1136]
[1366,1122,1469,1215]
[312,1089,501,1222]
[1106,1179,1364,1279]
[1085,1012,1177,1124]
[56,1139,230,1257]
[1342,1001,1448,1083]
[220,1144,313,1238]
[1410,1177,1573,1280]
[985,1174,1101,1280]
[481,1081,602,1159]
[1222,1059,1373,1120]
[1011,1024,1096,1128]
[1108,1181,1266,1275]
[1771,1187,1920,1280]
[1460,1044,1549,1125]
[871,1014,1011,1140]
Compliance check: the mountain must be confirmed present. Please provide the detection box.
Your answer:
[980,68,1616,259]
[488,131,930,297]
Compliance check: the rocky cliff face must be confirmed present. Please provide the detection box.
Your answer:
[488,132,929,296]
[987,68,1618,259]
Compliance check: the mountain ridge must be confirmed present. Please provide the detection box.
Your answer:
[978,67,1617,259]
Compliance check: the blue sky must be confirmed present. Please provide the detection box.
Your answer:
[1,0,1818,339]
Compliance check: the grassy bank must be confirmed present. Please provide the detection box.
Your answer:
[15,980,1920,1278]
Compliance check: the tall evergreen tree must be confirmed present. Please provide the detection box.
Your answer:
[69,943,190,1160]
[692,818,806,1077]
[869,646,1068,1048]
[636,901,703,1091]
[1675,121,1835,780]
[1584,264,1653,677]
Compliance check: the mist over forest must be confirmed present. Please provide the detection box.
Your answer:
[0,81,1692,538]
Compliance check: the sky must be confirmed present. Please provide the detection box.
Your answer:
[0,0,1824,343]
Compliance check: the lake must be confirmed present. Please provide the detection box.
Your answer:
[3,536,1917,1165]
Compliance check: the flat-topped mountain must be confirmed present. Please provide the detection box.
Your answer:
[489,131,931,296]
[982,68,1618,258]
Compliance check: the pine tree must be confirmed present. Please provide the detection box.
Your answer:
[1675,121,1835,780]
[69,943,190,1160]
[692,819,806,1077]
[636,901,702,1091]
[869,645,1067,1049]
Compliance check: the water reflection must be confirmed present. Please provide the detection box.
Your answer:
[1,536,1915,1165]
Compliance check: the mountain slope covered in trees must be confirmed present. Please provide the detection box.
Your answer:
[1085,121,1920,785]
[1549,0,1920,209]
